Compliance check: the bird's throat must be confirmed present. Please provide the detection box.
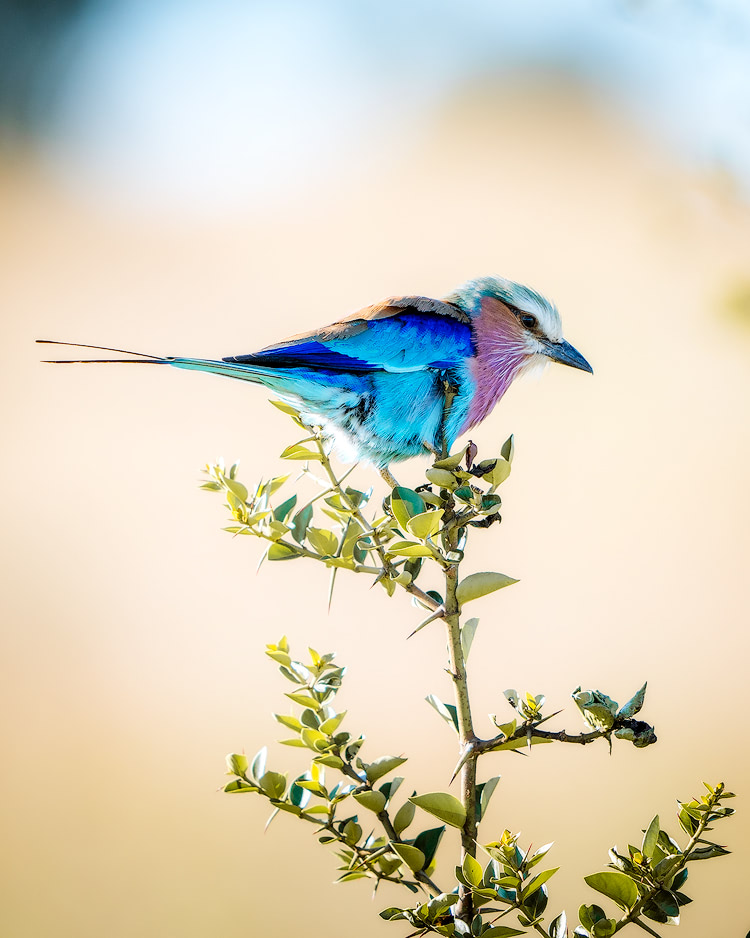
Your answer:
[460,296,529,433]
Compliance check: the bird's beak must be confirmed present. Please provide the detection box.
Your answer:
[543,339,593,374]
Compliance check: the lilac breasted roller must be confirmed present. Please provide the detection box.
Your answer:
[39,276,592,471]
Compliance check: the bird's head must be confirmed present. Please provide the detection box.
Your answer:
[446,275,593,376]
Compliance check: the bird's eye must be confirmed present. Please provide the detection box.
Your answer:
[520,313,538,329]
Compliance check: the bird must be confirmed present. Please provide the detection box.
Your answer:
[38,275,592,480]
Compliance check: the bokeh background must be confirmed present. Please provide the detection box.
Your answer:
[2,2,749,936]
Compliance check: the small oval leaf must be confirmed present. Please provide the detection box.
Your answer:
[584,871,639,911]
[393,800,416,835]
[406,509,443,540]
[390,487,426,529]
[365,755,408,783]
[386,540,435,558]
[267,543,300,561]
[642,814,660,860]
[390,842,426,872]
[353,790,387,813]
[425,467,458,488]
[462,853,483,887]
[409,792,467,828]
[456,572,518,605]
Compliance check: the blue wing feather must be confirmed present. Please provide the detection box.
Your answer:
[224,313,473,373]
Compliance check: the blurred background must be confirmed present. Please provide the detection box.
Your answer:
[2,1,749,936]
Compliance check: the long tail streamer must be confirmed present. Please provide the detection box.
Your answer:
[36,339,168,364]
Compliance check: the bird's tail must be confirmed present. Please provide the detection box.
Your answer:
[36,339,271,384]
[37,339,169,364]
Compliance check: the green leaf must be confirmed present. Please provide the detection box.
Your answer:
[526,842,554,870]
[584,871,639,910]
[480,493,502,515]
[618,682,647,719]
[225,753,248,776]
[390,487,426,529]
[572,688,619,732]
[279,443,322,461]
[456,571,518,605]
[265,519,291,541]
[259,475,289,498]
[313,754,344,769]
[337,870,369,884]
[249,747,267,783]
[409,792,466,828]
[425,694,459,731]
[686,843,730,860]
[366,755,408,783]
[579,904,608,930]
[267,543,300,561]
[393,800,416,835]
[431,448,467,470]
[259,770,287,800]
[406,509,443,540]
[549,911,567,938]
[306,526,339,556]
[319,711,347,735]
[378,855,403,878]
[390,842,426,872]
[386,539,435,558]
[300,727,329,751]
[353,790,387,813]
[269,399,302,417]
[290,503,313,543]
[425,467,458,488]
[288,780,311,809]
[671,869,688,891]
[462,853,483,887]
[642,815,660,860]
[223,779,257,793]
[652,890,679,918]
[285,691,320,708]
[461,617,480,661]
[476,776,501,823]
[343,819,362,846]
[591,921,616,937]
[483,457,511,487]
[379,908,408,921]
[521,867,559,899]
[224,477,248,501]
[273,494,297,523]
[501,435,514,463]
[413,826,445,869]
[677,808,699,836]
[379,776,404,803]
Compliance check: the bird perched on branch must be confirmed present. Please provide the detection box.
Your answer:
[39,276,591,475]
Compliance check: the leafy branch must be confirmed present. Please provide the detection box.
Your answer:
[208,403,735,938]
[575,782,735,936]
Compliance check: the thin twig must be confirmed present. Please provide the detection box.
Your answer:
[337,756,444,896]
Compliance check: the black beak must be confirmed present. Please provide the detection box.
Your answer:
[543,339,593,374]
